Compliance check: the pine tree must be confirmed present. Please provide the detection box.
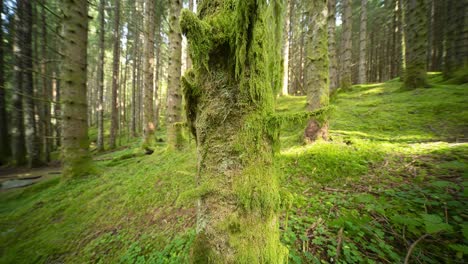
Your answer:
[358,0,368,84]
[109,0,121,149]
[97,0,105,151]
[166,0,183,150]
[60,0,91,178]
[340,0,353,89]
[328,0,338,92]
[304,0,329,142]
[402,0,428,89]
[0,0,10,164]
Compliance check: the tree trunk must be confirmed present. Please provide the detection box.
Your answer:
[180,0,288,261]
[403,0,428,89]
[142,0,156,148]
[166,0,183,150]
[97,0,105,151]
[109,0,121,149]
[41,0,51,162]
[358,0,368,84]
[154,20,162,130]
[12,7,27,166]
[20,0,41,168]
[280,0,290,96]
[328,0,338,92]
[304,0,329,143]
[0,0,10,164]
[340,0,353,89]
[287,0,297,95]
[60,0,91,178]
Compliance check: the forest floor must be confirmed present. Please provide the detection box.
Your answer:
[1,73,467,263]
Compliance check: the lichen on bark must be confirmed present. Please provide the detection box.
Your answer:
[180,0,288,262]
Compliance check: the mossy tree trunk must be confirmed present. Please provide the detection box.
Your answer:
[109,0,121,149]
[180,0,288,262]
[166,0,183,150]
[358,0,368,84]
[0,0,10,164]
[142,0,156,148]
[328,0,338,92]
[340,0,352,90]
[304,0,329,143]
[97,0,105,151]
[60,0,91,178]
[402,0,428,89]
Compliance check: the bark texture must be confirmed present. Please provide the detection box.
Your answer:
[180,0,287,262]
[166,0,183,150]
[304,0,329,142]
[340,0,352,90]
[403,0,428,89]
[143,0,156,148]
[109,0,121,149]
[97,0,105,151]
[358,0,367,84]
[0,0,10,164]
[327,0,338,92]
[60,0,91,178]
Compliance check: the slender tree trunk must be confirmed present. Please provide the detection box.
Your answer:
[358,0,368,84]
[180,0,288,260]
[154,20,161,130]
[12,8,27,165]
[60,0,91,178]
[97,0,105,151]
[304,0,329,142]
[340,0,353,89]
[143,0,156,148]
[131,38,138,137]
[41,0,51,162]
[281,0,290,96]
[166,0,183,150]
[21,0,41,167]
[109,0,121,149]
[287,0,296,95]
[403,0,428,89]
[328,0,338,92]
[0,0,11,164]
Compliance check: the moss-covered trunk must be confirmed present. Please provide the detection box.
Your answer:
[403,0,428,89]
[166,0,183,150]
[60,0,91,178]
[304,0,329,142]
[181,0,287,262]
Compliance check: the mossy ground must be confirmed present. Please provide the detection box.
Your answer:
[1,73,467,263]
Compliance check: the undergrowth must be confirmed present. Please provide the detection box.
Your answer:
[1,73,467,263]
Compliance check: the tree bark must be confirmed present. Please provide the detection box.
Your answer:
[340,0,352,89]
[403,0,428,89]
[166,0,183,150]
[109,0,121,149]
[304,0,329,143]
[12,6,27,165]
[328,0,338,92]
[97,0,105,151]
[60,0,91,178]
[358,0,368,84]
[181,0,288,261]
[20,0,41,167]
[142,0,156,148]
[0,0,10,164]
[281,0,290,96]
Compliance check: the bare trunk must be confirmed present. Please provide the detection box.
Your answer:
[60,0,91,178]
[328,0,338,92]
[358,0,368,84]
[340,0,352,89]
[97,0,105,151]
[109,0,121,149]
[143,0,156,148]
[166,0,183,150]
